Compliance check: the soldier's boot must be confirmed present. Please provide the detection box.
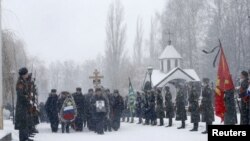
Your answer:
[154,120,157,125]
[66,124,70,133]
[159,118,164,126]
[190,123,199,131]
[127,117,130,122]
[177,121,185,129]
[202,122,211,134]
[144,119,149,125]
[121,117,125,122]
[150,120,154,125]
[137,117,142,124]
[166,118,173,127]
[130,117,134,123]
[62,123,65,133]
[33,128,39,133]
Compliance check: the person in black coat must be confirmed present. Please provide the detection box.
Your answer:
[143,91,150,125]
[111,90,124,131]
[200,78,214,134]
[104,89,114,132]
[239,71,249,125]
[45,89,59,133]
[224,89,237,125]
[72,87,85,131]
[38,102,48,123]
[15,67,32,141]
[149,90,157,125]
[175,84,187,129]
[90,88,109,135]
[188,82,200,131]
[164,86,174,127]
[84,88,94,131]
[156,89,165,126]
[135,91,143,124]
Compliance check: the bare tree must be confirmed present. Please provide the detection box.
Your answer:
[105,0,127,90]
[2,30,27,105]
[133,17,143,65]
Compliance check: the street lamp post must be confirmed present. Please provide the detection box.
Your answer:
[147,66,153,90]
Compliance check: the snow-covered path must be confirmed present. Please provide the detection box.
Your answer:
[5,118,213,141]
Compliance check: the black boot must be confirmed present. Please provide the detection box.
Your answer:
[202,122,210,134]
[159,118,164,126]
[130,117,134,123]
[190,123,198,131]
[66,124,70,133]
[126,117,129,122]
[138,117,142,124]
[177,121,185,129]
[144,119,149,125]
[166,118,172,127]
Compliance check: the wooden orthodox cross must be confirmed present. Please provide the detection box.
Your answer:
[89,69,104,88]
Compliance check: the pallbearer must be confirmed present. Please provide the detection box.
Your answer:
[90,88,108,135]
[111,90,124,131]
[72,88,85,131]
[45,89,59,133]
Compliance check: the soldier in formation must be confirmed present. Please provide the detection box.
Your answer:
[188,82,200,131]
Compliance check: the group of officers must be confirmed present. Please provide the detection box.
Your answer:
[15,67,250,141]
[122,70,250,134]
[122,78,214,134]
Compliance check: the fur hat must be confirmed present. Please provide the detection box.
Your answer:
[19,67,28,76]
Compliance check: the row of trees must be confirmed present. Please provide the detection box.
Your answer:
[3,0,250,104]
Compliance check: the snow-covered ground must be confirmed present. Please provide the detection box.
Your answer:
[3,117,224,141]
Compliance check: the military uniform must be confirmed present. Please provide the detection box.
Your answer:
[200,79,214,134]
[188,85,200,131]
[149,91,157,125]
[15,68,32,141]
[164,87,174,127]
[156,90,165,126]
[143,91,150,125]
[175,85,187,129]
[239,75,249,125]
[135,92,144,124]
[224,90,237,125]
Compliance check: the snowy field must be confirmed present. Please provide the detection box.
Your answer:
[3,117,225,141]
[1,103,226,141]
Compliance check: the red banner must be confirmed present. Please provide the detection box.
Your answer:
[215,47,235,122]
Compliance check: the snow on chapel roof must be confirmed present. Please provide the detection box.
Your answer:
[158,45,182,59]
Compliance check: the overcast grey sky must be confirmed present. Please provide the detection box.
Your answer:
[2,0,165,64]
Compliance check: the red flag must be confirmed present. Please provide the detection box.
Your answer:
[215,46,235,122]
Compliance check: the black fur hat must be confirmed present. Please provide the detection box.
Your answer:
[76,87,82,91]
[51,89,57,93]
[19,67,28,76]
